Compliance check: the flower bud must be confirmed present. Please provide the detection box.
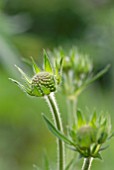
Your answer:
[76,125,96,149]
[31,72,56,96]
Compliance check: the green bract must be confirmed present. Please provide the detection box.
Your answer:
[43,110,112,159]
[49,47,110,99]
[9,50,63,97]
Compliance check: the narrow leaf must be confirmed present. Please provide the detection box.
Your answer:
[75,64,110,97]
[95,153,103,160]
[86,64,110,85]
[33,164,41,170]
[65,158,74,170]
[43,49,53,73]
[59,57,64,74]
[77,110,85,127]
[31,57,41,73]
[90,111,97,127]
[9,78,27,92]
[108,132,114,140]
[42,114,73,145]
[43,151,51,170]
[15,65,31,83]
[99,145,109,152]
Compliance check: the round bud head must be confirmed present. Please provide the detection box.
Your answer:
[31,71,56,96]
[76,125,96,149]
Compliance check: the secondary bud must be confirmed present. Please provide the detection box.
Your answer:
[76,125,96,149]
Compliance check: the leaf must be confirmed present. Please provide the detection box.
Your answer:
[86,64,110,86]
[94,153,103,160]
[90,111,97,127]
[77,110,85,128]
[99,145,109,152]
[9,78,27,92]
[108,132,114,140]
[42,114,73,145]
[59,57,64,74]
[31,86,43,97]
[31,56,41,73]
[15,65,31,83]
[43,49,53,73]
[33,164,41,170]
[65,158,74,170]
[74,64,110,97]
[43,151,51,170]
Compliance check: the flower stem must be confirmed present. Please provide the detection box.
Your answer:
[45,93,65,170]
[82,157,93,170]
[72,98,78,124]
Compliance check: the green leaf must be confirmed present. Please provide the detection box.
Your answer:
[74,64,110,97]
[43,151,51,170]
[77,110,85,128]
[31,57,41,73]
[31,86,43,97]
[65,158,74,170]
[90,111,97,127]
[9,78,33,95]
[15,65,31,83]
[41,86,50,95]
[65,153,79,170]
[43,49,53,73]
[99,145,109,152]
[94,153,103,160]
[86,64,110,86]
[59,57,64,74]
[9,78,27,92]
[108,132,114,140]
[33,164,41,170]
[42,114,73,145]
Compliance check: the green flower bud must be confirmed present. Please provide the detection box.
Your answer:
[76,125,96,149]
[10,49,63,97]
[31,72,56,96]
[49,47,110,99]
[66,111,112,158]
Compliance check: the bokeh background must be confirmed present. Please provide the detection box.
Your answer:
[0,0,114,170]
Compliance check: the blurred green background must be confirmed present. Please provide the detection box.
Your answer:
[0,0,114,170]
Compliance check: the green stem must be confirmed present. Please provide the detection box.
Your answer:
[82,157,93,170]
[65,97,78,170]
[66,98,72,125]
[45,93,65,170]
[72,98,78,124]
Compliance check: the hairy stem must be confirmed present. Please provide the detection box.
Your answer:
[82,157,93,170]
[45,93,65,170]
[65,97,78,170]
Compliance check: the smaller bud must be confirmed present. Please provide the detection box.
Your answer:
[76,125,96,149]
[49,47,110,99]
[67,110,112,158]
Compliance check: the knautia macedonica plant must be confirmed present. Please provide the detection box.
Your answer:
[9,48,112,170]
[9,49,65,170]
[43,110,113,170]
